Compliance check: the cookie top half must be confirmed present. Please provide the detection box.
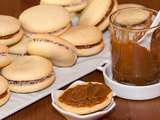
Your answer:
[19,5,71,33]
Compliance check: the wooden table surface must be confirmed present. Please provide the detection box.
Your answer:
[0,0,159,120]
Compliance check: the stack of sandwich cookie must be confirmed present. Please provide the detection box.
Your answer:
[0,45,11,68]
[27,35,77,67]
[79,0,118,31]
[0,76,10,106]
[61,25,104,56]
[40,0,87,13]
[19,5,71,37]
[56,82,113,114]
[0,15,23,46]
[1,56,55,93]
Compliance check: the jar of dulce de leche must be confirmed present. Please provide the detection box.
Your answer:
[109,7,160,86]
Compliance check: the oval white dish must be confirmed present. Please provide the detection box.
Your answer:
[51,81,116,120]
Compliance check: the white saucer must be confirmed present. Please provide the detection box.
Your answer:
[97,60,160,100]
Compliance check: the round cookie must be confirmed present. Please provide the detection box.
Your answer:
[1,56,55,93]
[114,8,151,26]
[27,35,77,67]
[60,25,104,56]
[56,82,112,115]
[0,45,11,68]
[0,15,23,46]
[0,76,10,106]
[118,3,145,10]
[19,5,71,36]
[79,0,118,31]
[40,0,87,12]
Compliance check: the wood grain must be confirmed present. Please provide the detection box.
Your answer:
[0,0,159,120]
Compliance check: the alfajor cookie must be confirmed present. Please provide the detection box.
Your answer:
[79,0,118,31]
[27,35,77,67]
[0,45,11,68]
[40,0,87,12]
[0,76,10,106]
[0,15,23,46]
[19,5,71,36]
[1,56,55,93]
[114,8,151,27]
[118,3,145,10]
[56,82,112,115]
[61,25,104,56]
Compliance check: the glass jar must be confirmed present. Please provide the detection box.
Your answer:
[109,7,160,86]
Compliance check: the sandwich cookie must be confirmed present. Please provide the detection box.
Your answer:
[0,76,10,106]
[19,5,71,36]
[56,82,112,115]
[1,56,55,93]
[118,3,145,10]
[0,45,11,68]
[114,8,151,28]
[61,25,104,56]
[27,35,77,67]
[40,0,87,12]
[79,0,118,31]
[0,15,23,46]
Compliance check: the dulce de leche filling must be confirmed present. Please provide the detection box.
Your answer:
[0,90,8,99]
[7,73,53,86]
[59,83,111,107]
[0,30,19,40]
[26,24,71,35]
[76,40,103,49]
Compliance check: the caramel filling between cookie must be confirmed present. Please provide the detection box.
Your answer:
[62,0,86,8]
[0,30,20,40]
[96,0,114,26]
[0,90,8,99]
[8,52,28,56]
[33,38,75,53]
[76,40,103,49]
[0,52,7,56]
[59,83,111,107]
[7,73,53,86]
[26,24,71,36]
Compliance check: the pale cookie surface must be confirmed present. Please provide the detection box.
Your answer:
[61,25,103,45]
[9,36,31,55]
[115,8,150,26]
[79,0,112,26]
[19,5,71,33]
[0,76,9,95]
[61,25,104,56]
[0,15,21,36]
[118,3,145,10]
[40,0,87,12]
[1,56,53,81]
[27,35,77,67]
[0,45,11,68]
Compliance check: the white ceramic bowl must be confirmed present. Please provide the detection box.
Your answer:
[51,81,116,120]
[97,60,160,100]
